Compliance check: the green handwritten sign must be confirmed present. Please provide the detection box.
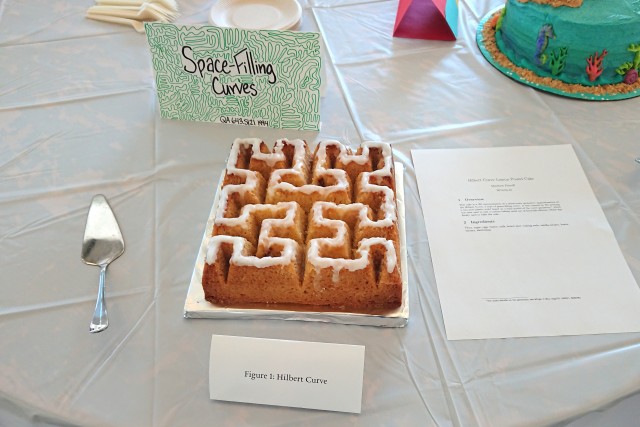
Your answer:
[145,23,321,130]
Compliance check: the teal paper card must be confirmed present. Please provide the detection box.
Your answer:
[145,23,321,130]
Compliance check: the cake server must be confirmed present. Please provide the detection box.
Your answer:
[81,195,125,333]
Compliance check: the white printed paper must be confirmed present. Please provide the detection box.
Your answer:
[209,335,365,413]
[412,145,640,340]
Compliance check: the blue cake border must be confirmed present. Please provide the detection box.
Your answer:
[476,6,640,101]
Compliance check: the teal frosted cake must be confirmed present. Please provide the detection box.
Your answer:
[478,0,640,99]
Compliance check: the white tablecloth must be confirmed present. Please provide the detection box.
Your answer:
[1,0,639,426]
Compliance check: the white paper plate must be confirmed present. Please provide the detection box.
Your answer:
[210,0,302,31]
[184,162,409,327]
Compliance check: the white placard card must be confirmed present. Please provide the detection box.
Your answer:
[412,145,640,340]
[209,335,365,413]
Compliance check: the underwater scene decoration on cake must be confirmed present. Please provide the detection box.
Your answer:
[477,0,640,100]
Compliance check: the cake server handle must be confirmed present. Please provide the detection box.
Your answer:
[90,265,109,333]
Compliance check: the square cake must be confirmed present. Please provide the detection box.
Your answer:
[201,138,403,310]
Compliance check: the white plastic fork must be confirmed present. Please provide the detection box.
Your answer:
[88,3,177,22]
[95,0,179,12]
[86,13,146,32]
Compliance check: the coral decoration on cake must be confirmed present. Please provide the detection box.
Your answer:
[586,50,608,81]
[201,138,403,310]
[489,7,506,30]
[548,47,568,75]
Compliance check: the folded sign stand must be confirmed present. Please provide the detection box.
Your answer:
[393,0,458,41]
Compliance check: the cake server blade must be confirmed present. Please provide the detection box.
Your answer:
[81,194,125,333]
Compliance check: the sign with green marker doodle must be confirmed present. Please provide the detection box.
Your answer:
[145,23,321,130]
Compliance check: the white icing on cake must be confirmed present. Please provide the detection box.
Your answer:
[250,139,286,167]
[268,139,350,198]
[205,235,299,268]
[307,202,398,281]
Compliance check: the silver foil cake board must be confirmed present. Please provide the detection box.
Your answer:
[184,162,409,327]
